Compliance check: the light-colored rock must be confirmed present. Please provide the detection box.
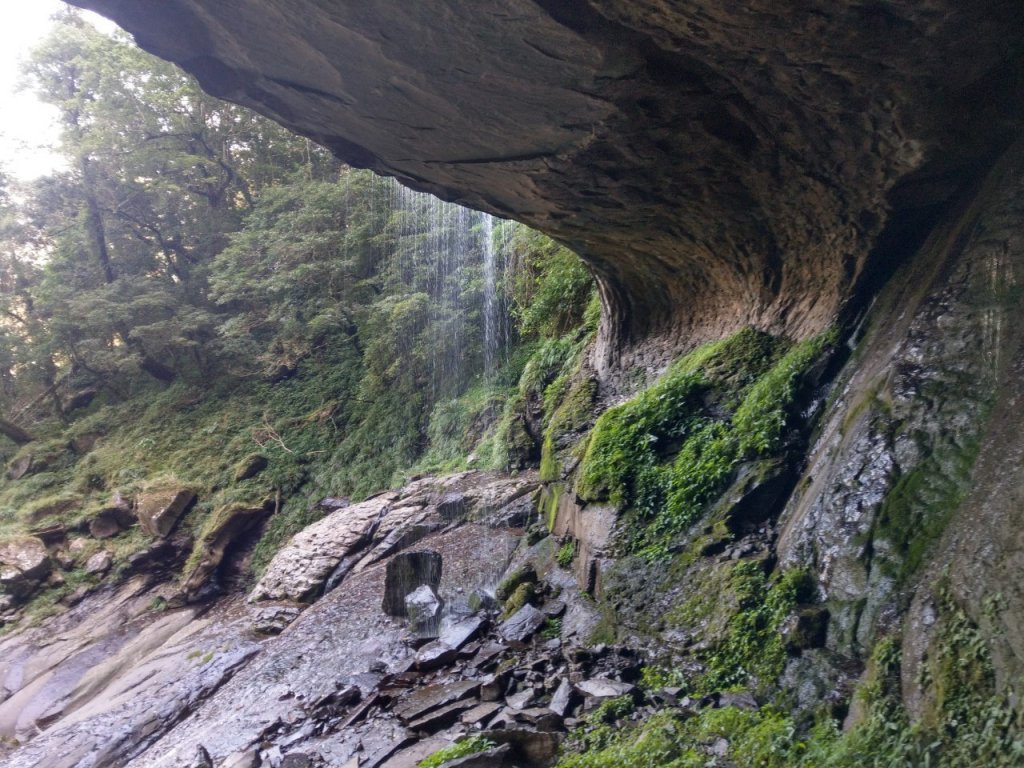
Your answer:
[250,493,396,603]
[576,678,635,699]
[84,551,112,576]
[405,584,442,627]
[0,536,51,600]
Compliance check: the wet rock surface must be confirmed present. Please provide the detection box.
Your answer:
[1,471,555,768]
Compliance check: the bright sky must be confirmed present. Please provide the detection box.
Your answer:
[0,1,117,181]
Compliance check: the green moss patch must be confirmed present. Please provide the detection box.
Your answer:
[577,327,836,556]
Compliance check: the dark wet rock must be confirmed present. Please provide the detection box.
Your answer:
[28,523,67,547]
[383,552,443,617]
[437,492,468,523]
[407,699,477,733]
[137,487,197,538]
[84,550,113,576]
[576,679,635,699]
[359,522,443,571]
[460,701,502,726]
[506,688,537,711]
[414,641,458,672]
[124,534,192,577]
[480,494,534,530]
[394,680,481,724]
[548,680,574,717]
[484,729,562,767]
[438,742,512,768]
[499,604,546,644]
[0,537,51,600]
[280,753,312,768]
[6,454,31,481]
[782,606,830,652]
[234,454,269,482]
[381,737,452,768]
[181,501,274,600]
[251,602,304,635]
[438,617,485,651]
[515,707,563,731]
[480,673,508,702]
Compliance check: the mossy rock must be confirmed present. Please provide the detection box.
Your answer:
[502,581,536,618]
[495,562,537,602]
[234,454,269,482]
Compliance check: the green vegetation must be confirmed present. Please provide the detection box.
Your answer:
[577,327,836,555]
[557,539,576,568]
[0,10,596,600]
[558,587,1024,768]
[418,736,496,768]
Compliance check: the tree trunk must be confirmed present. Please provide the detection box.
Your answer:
[0,417,33,445]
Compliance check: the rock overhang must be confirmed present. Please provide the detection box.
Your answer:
[70,0,1024,368]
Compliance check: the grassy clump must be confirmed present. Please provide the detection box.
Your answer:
[418,736,496,768]
[577,327,835,555]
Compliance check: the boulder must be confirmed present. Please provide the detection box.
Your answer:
[6,454,32,481]
[84,550,113,576]
[181,501,273,599]
[576,679,635,699]
[499,604,546,644]
[251,602,304,635]
[137,488,197,538]
[438,743,511,768]
[0,536,51,600]
[234,454,269,482]
[251,493,395,602]
[404,584,443,636]
[382,551,443,617]
[89,496,135,539]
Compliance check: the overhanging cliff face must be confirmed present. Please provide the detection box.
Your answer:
[70,0,1022,369]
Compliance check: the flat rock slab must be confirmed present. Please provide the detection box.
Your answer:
[393,680,480,723]
[576,679,636,699]
[440,743,512,768]
[499,604,545,644]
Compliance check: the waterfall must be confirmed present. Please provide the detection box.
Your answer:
[482,214,498,380]
[386,177,496,399]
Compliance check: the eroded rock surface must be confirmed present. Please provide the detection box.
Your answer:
[70,0,1023,369]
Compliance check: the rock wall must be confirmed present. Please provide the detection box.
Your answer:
[69,0,1024,370]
